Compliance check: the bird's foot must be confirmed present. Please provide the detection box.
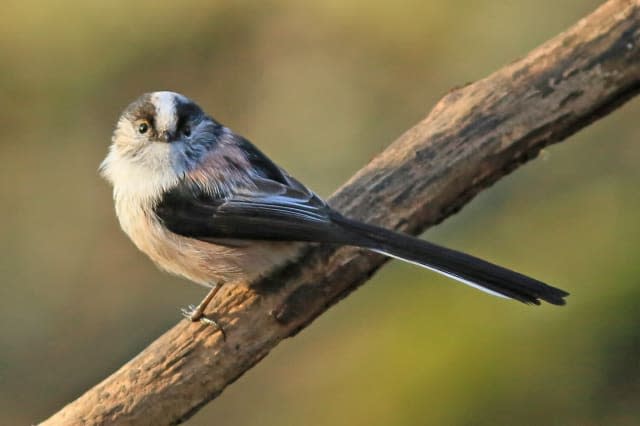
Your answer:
[181,305,226,340]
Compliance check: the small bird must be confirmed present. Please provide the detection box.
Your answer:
[100,91,568,329]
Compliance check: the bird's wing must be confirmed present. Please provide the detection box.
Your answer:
[154,174,352,244]
[155,132,350,244]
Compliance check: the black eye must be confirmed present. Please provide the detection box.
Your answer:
[138,122,149,134]
[182,126,191,137]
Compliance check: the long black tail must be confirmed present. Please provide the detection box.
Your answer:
[331,214,568,306]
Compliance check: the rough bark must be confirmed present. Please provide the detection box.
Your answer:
[41,0,640,424]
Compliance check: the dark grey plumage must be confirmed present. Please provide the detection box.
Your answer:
[154,127,568,306]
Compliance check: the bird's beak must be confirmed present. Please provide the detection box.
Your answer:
[158,129,174,143]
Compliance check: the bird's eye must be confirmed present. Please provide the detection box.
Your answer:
[138,122,149,134]
[182,126,191,137]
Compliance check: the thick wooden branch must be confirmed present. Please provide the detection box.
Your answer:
[42,1,640,424]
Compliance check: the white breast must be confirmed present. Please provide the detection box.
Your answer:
[115,195,246,286]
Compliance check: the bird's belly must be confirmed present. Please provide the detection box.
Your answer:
[118,205,300,286]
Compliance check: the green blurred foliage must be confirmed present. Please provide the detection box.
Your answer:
[1,1,639,424]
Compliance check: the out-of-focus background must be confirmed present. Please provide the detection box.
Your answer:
[1,1,639,424]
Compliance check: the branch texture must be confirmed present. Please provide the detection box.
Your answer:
[42,0,640,424]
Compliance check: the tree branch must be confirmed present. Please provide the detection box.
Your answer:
[42,0,640,424]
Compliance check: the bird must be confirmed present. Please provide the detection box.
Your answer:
[100,91,568,330]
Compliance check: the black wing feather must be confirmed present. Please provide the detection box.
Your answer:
[155,176,352,243]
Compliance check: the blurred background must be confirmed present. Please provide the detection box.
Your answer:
[1,0,639,424]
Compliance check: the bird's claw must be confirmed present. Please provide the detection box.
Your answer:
[181,305,199,321]
[181,305,226,340]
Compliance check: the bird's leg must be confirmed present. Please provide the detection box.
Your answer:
[181,283,225,338]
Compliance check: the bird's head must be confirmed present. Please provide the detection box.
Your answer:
[100,91,223,195]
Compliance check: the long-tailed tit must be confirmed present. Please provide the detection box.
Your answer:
[100,91,568,329]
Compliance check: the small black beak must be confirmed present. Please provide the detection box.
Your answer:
[158,130,174,143]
